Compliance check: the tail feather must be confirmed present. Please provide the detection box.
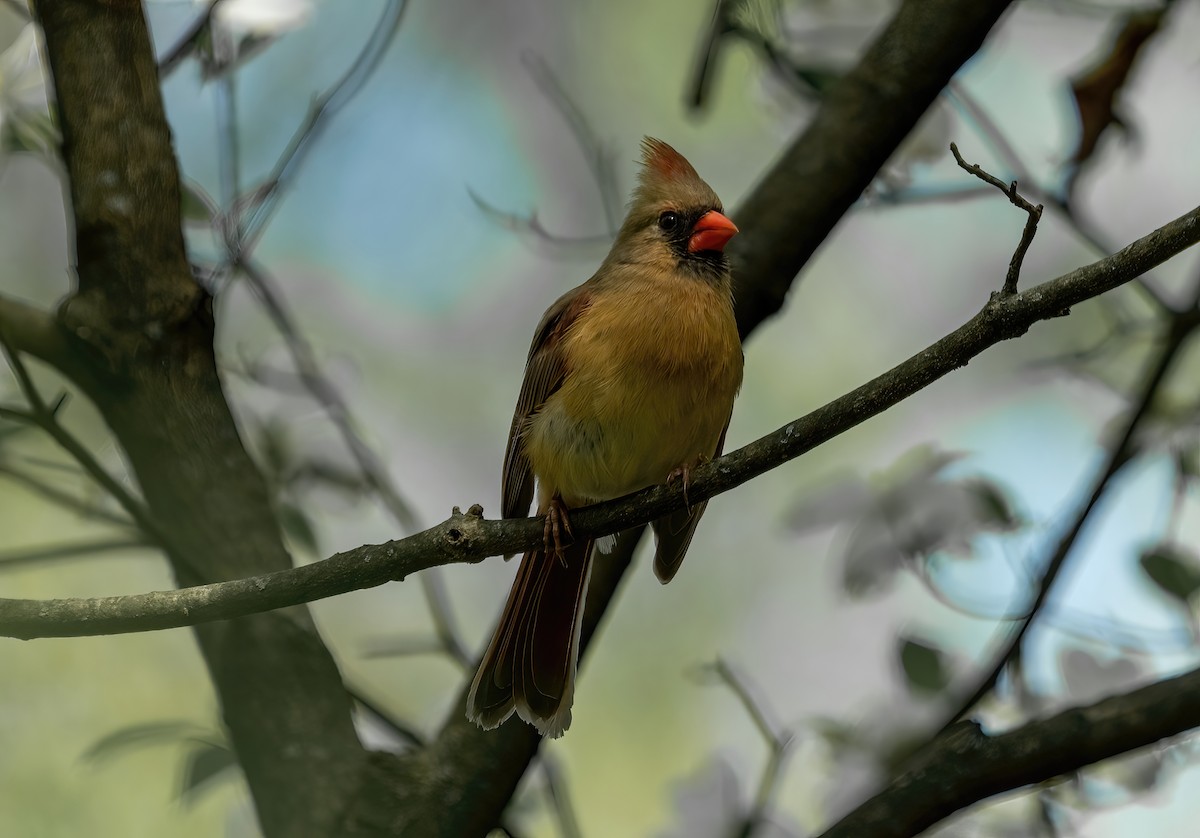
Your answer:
[467,538,594,738]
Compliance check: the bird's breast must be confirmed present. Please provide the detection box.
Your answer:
[524,278,742,506]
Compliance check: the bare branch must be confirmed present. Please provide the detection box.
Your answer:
[539,755,582,838]
[950,142,1043,295]
[698,658,794,836]
[0,339,169,548]
[157,0,226,78]
[0,537,151,570]
[816,664,1200,838]
[0,462,133,528]
[2,204,1197,639]
[236,0,410,256]
[0,295,75,375]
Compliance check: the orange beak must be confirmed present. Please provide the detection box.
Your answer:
[687,210,739,254]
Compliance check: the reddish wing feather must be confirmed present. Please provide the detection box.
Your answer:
[501,288,592,519]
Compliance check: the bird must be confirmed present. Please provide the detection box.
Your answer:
[466,137,744,738]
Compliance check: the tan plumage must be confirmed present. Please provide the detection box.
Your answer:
[467,137,743,737]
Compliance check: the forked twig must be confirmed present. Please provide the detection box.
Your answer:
[950,142,1043,295]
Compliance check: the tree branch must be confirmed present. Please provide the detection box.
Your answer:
[0,294,75,374]
[816,664,1200,838]
[949,142,1043,295]
[3,203,1196,640]
[727,0,1018,337]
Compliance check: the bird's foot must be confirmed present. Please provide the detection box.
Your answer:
[543,495,574,567]
[666,455,709,510]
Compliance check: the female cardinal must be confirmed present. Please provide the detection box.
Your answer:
[466,137,743,737]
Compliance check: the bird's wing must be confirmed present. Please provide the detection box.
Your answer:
[502,287,592,519]
[651,416,730,584]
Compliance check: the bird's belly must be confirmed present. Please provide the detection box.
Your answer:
[525,369,734,505]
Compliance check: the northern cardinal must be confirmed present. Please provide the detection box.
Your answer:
[466,137,743,737]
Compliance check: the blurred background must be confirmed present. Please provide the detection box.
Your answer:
[2,0,1200,835]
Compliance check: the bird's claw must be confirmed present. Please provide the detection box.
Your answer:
[666,455,709,510]
[543,496,574,567]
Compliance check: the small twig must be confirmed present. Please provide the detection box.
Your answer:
[539,754,582,838]
[233,259,471,665]
[947,82,1032,184]
[0,537,151,570]
[699,658,794,837]
[0,347,166,546]
[158,0,225,78]
[950,142,1043,295]
[0,462,134,528]
[236,0,409,257]
[521,52,623,235]
[343,682,424,749]
[949,81,1171,312]
[471,54,625,248]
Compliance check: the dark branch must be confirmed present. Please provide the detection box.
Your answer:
[816,664,1200,838]
[0,537,151,570]
[949,142,1043,295]
[727,0,1018,338]
[934,304,1198,732]
[2,203,1197,640]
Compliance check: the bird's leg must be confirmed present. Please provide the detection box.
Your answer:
[543,494,574,566]
[666,454,710,510]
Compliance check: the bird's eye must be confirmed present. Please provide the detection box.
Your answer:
[658,211,681,232]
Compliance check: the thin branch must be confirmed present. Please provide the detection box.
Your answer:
[157,0,225,78]
[816,664,1200,838]
[936,299,1199,732]
[0,294,74,375]
[0,537,150,570]
[539,755,582,838]
[521,52,623,235]
[699,659,794,838]
[236,0,409,256]
[233,259,469,665]
[0,339,169,548]
[3,203,1196,637]
[0,462,134,528]
[950,142,1043,295]
[948,79,1172,313]
[344,682,424,749]
[234,260,419,532]
[469,54,624,249]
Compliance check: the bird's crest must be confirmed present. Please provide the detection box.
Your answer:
[638,137,700,188]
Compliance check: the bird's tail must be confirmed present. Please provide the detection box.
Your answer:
[466,537,595,738]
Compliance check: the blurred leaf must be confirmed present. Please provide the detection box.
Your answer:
[1067,9,1163,172]
[841,521,904,598]
[83,720,212,763]
[1139,543,1200,604]
[785,474,872,531]
[792,446,1021,598]
[897,636,949,694]
[279,501,319,555]
[963,477,1019,529]
[179,740,238,805]
[254,418,293,480]
[1059,647,1142,704]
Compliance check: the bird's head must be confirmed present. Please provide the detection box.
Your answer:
[609,137,738,283]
